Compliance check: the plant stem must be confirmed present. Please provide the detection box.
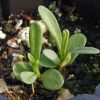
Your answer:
[59,65,64,71]
[33,66,40,77]
[32,61,40,77]
[32,84,35,94]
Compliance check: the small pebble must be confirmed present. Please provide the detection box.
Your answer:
[0,79,8,93]
[15,20,23,30]
[74,28,81,34]
[1,51,8,60]
[57,89,74,100]
[17,27,29,46]
[0,31,6,39]
[12,53,24,63]
[7,38,19,48]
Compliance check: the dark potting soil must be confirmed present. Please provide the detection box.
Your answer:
[0,13,100,99]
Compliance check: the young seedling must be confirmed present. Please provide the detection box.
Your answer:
[13,22,42,84]
[13,22,64,90]
[38,6,100,70]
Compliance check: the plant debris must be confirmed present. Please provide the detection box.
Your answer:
[0,79,8,93]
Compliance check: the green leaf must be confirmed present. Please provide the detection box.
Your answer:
[38,6,62,51]
[29,22,42,60]
[67,33,87,52]
[71,47,100,54]
[20,71,37,84]
[67,33,87,64]
[68,54,78,65]
[40,54,58,68]
[28,53,35,64]
[13,61,32,80]
[41,69,64,90]
[60,52,71,68]
[42,49,60,65]
[61,29,69,58]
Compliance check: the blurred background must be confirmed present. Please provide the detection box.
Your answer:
[0,0,100,19]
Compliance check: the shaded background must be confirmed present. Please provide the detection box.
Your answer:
[0,0,100,19]
[0,0,44,19]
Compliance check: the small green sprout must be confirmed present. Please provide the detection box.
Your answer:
[13,6,100,91]
[38,6,100,69]
[13,22,64,90]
